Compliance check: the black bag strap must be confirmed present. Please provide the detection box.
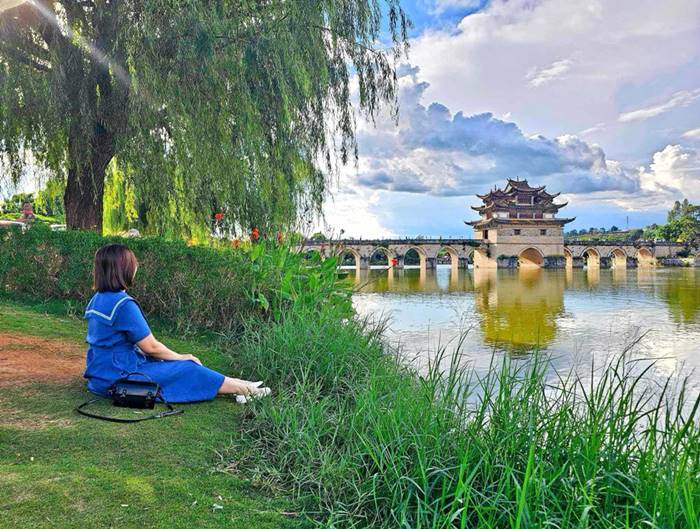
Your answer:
[75,395,184,423]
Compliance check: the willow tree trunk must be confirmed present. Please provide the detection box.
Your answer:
[64,124,114,233]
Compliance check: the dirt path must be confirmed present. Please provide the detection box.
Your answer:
[0,332,85,387]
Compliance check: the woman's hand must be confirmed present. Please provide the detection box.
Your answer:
[137,334,203,365]
[180,354,202,365]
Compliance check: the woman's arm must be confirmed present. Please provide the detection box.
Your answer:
[136,334,202,365]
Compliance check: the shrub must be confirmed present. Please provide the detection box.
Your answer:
[0,225,351,332]
[0,225,255,331]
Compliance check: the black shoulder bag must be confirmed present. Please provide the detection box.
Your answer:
[76,372,183,423]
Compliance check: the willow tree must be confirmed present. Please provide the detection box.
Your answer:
[0,1,408,234]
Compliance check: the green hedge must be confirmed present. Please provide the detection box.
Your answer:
[0,225,256,332]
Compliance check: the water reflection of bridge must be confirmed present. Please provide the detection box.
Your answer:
[349,266,700,351]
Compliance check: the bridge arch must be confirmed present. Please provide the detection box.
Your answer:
[609,247,627,269]
[369,246,395,268]
[519,247,545,268]
[636,247,654,267]
[403,246,427,268]
[581,247,600,268]
[438,245,460,269]
[339,247,361,269]
[564,247,573,268]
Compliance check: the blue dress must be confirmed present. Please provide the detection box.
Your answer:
[83,290,225,403]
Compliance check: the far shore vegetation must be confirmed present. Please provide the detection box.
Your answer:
[564,199,700,247]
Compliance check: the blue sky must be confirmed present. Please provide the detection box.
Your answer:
[323,0,700,238]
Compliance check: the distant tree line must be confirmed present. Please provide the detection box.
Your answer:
[642,199,699,245]
[566,199,699,245]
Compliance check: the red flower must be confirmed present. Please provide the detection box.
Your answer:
[251,227,260,241]
[232,239,241,249]
[391,258,398,267]
[277,231,284,243]
[214,212,224,221]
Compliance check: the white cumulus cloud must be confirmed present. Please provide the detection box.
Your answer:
[349,68,639,198]
[408,0,700,147]
[638,144,700,202]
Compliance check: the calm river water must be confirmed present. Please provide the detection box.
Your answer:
[348,266,700,389]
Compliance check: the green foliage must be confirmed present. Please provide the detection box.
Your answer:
[103,158,138,235]
[0,225,253,331]
[0,224,350,332]
[34,178,65,218]
[566,228,644,241]
[0,191,33,214]
[246,242,352,322]
[0,0,409,233]
[643,199,699,244]
[235,312,700,528]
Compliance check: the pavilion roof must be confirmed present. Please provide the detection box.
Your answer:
[504,178,545,193]
[471,200,567,212]
[466,217,575,228]
[476,180,561,202]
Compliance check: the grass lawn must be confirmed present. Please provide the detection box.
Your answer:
[0,299,305,529]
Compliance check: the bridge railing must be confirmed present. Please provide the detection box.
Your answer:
[302,237,480,245]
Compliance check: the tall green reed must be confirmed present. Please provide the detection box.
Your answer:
[228,307,699,529]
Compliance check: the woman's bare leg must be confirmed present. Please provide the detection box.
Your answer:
[217,376,254,396]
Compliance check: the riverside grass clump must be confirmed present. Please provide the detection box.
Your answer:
[233,310,700,529]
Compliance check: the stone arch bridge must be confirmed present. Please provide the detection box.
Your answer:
[301,238,694,270]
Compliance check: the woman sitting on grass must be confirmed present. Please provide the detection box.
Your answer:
[83,243,270,403]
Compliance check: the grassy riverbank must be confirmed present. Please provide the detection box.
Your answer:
[2,228,699,527]
[0,299,305,529]
[3,299,699,528]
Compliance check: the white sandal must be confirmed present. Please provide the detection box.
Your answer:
[235,382,272,404]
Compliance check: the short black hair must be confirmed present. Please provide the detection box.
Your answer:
[93,244,138,292]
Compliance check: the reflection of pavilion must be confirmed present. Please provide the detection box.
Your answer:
[473,267,565,351]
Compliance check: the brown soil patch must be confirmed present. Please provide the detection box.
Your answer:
[0,332,85,387]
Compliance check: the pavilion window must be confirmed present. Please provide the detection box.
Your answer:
[540,229,547,235]
[514,229,521,235]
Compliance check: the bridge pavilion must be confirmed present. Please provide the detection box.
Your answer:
[467,178,574,268]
